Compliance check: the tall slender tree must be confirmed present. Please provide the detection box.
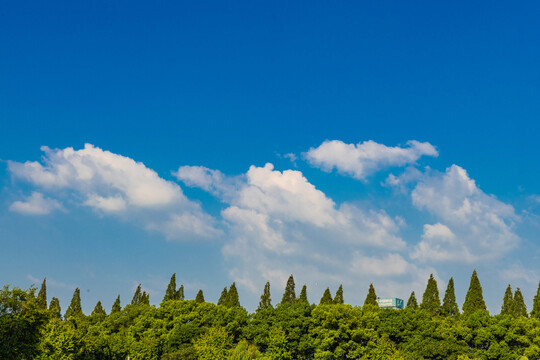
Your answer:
[500,285,514,315]
[141,291,150,305]
[163,273,177,302]
[319,288,333,305]
[299,285,308,303]
[195,289,205,303]
[131,284,142,305]
[258,282,272,310]
[49,297,61,319]
[37,278,47,309]
[334,285,344,304]
[65,288,83,318]
[513,288,528,317]
[111,295,121,314]
[531,281,540,318]
[281,275,296,305]
[462,270,487,316]
[218,287,228,306]
[177,284,185,300]
[420,274,441,316]
[91,301,107,316]
[364,284,379,307]
[406,291,418,309]
[441,278,459,317]
[225,282,240,307]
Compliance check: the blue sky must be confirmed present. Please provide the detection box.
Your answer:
[1,1,540,313]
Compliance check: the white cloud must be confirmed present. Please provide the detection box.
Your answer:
[8,144,220,240]
[501,263,539,284]
[9,192,63,215]
[350,253,412,276]
[305,140,438,180]
[411,165,519,262]
[174,165,241,201]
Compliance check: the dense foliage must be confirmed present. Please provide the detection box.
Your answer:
[2,273,540,359]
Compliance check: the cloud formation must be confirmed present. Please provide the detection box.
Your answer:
[9,192,63,215]
[305,140,438,180]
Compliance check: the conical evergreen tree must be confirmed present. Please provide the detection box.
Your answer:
[91,301,107,316]
[131,284,142,305]
[334,285,344,304]
[195,289,205,303]
[299,285,308,303]
[531,281,540,318]
[65,288,83,318]
[141,291,150,305]
[37,278,47,309]
[441,278,459,317]
[500,285,514,315]
[225,282,240,307]
[420,274,441,316]
[319,288,333,305]
[513,288,528,317]
[406,291,418,309]
[177,284,185,300]
[163,273,177,302]
[281,275,296,304]
[111,295,121,314]
[258,282,272,310]
[218,287,228,306]
[363,284,379,307]
[49,297,61,319]
[462,270,487,316]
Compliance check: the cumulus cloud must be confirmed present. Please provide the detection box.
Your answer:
[501,263,539,284]
[174,165,241,201]
[305,140,438,180]
[9,192,63,215]
[8,144,220,239]
[350,252,412,276]
[411,165,519,262]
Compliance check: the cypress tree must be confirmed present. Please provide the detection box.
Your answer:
[218,287,228,306]
[141,291,150,305]
[406,291,418,309]
[281,275,296,304]
[500,285,514,315]
[49,297,61,319]
[299,285,308,303]
[420,274,441,316]
[462,270,487,316]
[531,281,540,318]
[226,282,240,307]
[163,273,177,302]
[258,282,272,310]
[441,278,459,317]
[334,285,344,304]
[513,288,528,317]
[111,295,121,314]
[195,289,205,303]
[131,284,142,305]
[177,284,185,300]
[363,284,379,307]
[37,278,47,309]
[65,288,83,318]
[91,301,107,316]
[319,288,333,305]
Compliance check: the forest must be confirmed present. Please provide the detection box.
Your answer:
[2,271,540,360]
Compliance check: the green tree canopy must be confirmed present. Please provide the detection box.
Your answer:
[299,284,308,303]
[513,288,527,317]
[462,270,487,316]
[163,273,177,302]
[64,288,83,319]
[226,282,240,308]
[407,291,418,309]
[37,278,47,309]
[364,283,379,307]
[257,282,272,311]
[500,284,514,315]
[218,287,228,306]
[177,284,185,300]
[193,327,233,360]
[319,288,333,305]
[333,284,344,304]
[131,284,142,305]
[91,301,106,316]
[442,277,459,317]
[531,281,540,318]
[195,289,205,303]
[48,296,61,319]
[281,275,296,305]
[110,294,121,314]
[420,274,441,316]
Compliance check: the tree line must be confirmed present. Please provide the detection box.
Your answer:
[1,270,540,359]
